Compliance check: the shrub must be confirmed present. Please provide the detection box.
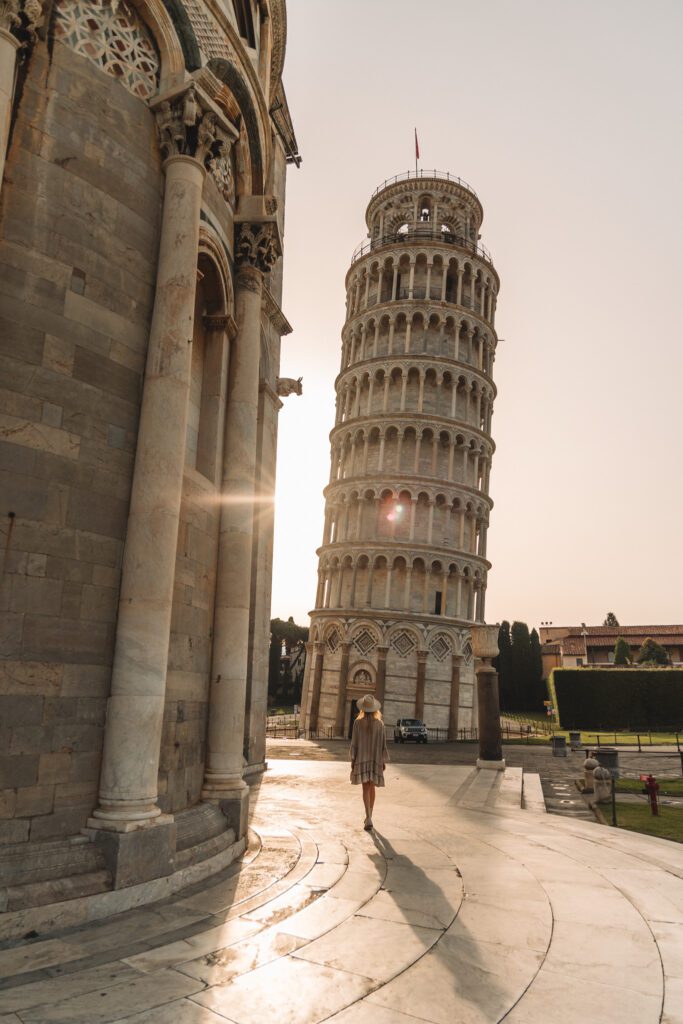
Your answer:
[551,668,683,730]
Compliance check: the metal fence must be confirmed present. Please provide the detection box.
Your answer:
[589,732,681,751]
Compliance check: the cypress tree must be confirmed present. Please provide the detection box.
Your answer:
[494,621,513,710]
[529,628,545,709]
[614,637,631,665]
[511,621,533,709]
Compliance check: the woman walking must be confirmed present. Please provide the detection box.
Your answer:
[350,694,389,831]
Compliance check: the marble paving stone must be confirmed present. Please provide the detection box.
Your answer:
[325,870,383,904]
[120,998,229,1023]
[344,850,386,877]
[651,920,683,978]
[367,935,543,1024]
[0,940,84,980]
[293,914,439,980]
[299,862,347,889]
[326,1001,430,1022]
[605,869,683,921]
[315,843,348,865]
[357,887,459,930]
[191,955,374,1024]
[0,1015,22,1023]
[176,928,308,987]
[501,966,662,1024]
[17,970,205,1023]
[239,884,321,927]
[277,896,362,941]
[542,918,662,996]
[121,917,263,973]
[0,962,137,1014]
[448,896,551,954]
[374,839,453,869]
[662,976,683,1024]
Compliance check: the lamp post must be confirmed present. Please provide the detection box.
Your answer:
[581,622,589,665]
[471,623,505,771]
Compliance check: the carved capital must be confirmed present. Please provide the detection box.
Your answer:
[155,84,235,198]
[235,221,281,274]
[0,0,20,33]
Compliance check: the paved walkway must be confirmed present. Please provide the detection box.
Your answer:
[0,760,681,1023]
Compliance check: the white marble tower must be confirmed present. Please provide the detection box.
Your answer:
[302,171,500,739]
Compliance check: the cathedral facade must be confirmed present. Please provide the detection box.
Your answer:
[302,172,499,740]
[0,0,298,900]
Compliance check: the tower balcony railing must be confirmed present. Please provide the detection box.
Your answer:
[370,169,479,201]
[351,225,494,268]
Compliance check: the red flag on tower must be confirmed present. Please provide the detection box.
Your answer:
[414,129,420,161]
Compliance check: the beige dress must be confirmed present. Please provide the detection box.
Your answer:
[350,716,389,786]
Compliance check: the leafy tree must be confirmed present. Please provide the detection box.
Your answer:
[614,637,631,665]
[603,612,620,627]
[636,638,671,666]
[511,621,534,710]
[268,617,309,706]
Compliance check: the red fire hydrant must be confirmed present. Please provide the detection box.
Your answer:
[641,774,660,816]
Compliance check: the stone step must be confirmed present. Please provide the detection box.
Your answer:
[491,766,523,811]
[456,766,500,809]
[175,827,236,870]
[3,870,112,912]
[0,835,105,887]
[523,772,547,813]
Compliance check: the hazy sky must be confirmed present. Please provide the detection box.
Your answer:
[270,0,683,631]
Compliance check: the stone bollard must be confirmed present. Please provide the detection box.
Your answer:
[583,755,599,792]
[593,765,613,803]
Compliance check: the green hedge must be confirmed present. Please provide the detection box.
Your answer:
[551,668,683,730]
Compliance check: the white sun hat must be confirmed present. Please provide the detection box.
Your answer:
[356,693,381,713]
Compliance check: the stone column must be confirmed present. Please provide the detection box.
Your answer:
[476,661,505,769]
[447,653,462,740]
[202,214,281,835]
[308,642,325,733]
[415,651,428,720]
[335,642,352,736]
[92,93,222,839]
[375,646,389,705]
[0,3,21,200]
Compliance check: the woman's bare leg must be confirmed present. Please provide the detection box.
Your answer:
[361,782,371,819]
[367,782,376,816]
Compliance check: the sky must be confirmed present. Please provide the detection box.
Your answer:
[270,0,683,632]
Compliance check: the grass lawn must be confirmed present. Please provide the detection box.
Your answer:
[616,778,683,797]
[614,801,683,843]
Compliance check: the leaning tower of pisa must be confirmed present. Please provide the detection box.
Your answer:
[301,171,500,739]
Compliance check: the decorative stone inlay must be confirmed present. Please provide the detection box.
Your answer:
[326,627,342,654]
[235,222,281,274]
[462,639,473,665]
[391,631,416,658]
[184,0,234,62]
[54,0,160,101]
[352,629,376,657]
[430,634,452,662]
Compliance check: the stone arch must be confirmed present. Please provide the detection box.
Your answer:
[207,58,267,195]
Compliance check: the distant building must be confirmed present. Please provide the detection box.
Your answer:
[540,625,683,675]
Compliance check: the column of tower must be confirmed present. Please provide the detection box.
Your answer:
[303,171,500,739]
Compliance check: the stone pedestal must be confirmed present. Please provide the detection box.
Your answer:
[475,663,505,769]
[96,820,176,890]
